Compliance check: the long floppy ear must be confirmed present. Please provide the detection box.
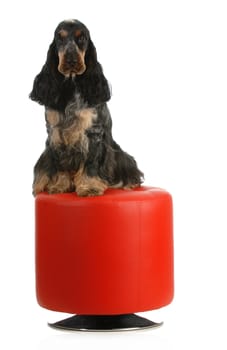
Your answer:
[77,39,111,106]
[29,41,61,107]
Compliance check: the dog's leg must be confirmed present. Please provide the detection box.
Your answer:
[33,148,53,195]
[74,167,107,197]
[33,146,74,195]
[72,122,107,196]
[33,172,50,195]
[109,141,144,188]
[47,172,74,194]
[33,171,74,195]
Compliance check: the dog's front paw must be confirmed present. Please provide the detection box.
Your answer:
[33,173,50,196]
[47,172,74,194]
[75,176,107,197]
[124,183,141,190]
[76,186,105,197]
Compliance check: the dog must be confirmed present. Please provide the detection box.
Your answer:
[30,19,144,197]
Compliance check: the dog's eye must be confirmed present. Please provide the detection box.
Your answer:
[56,35,65,45]
[77,35,86,45]
[57,29,68,41]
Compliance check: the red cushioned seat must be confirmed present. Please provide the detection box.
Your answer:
[35,186,174,319]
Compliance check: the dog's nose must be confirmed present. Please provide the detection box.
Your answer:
[66,54,77,64]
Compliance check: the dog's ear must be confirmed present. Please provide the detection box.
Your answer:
[29,41,61,107]
[85,38,98,69]
[77,39,111,106]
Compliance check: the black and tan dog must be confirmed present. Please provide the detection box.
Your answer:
[30,19,144,197]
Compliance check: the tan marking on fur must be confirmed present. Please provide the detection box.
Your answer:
[109,182,140,190]
[33,173,50,195]
[47,172,73,193]
[58,50,65,74]
[76,49,86,75]
[50,128,62,145]
[45,110,62,145]
[73,166,83,182]
[62,108,97,148]
[46,107,96,147]
[75,29,82,37]
[123,183,141,190]
[74,167,107,197]
[46,109,61,126]
[58,29,68,38]
[79,108,97,126]
[58,47,86,76]
[109,181,124,189]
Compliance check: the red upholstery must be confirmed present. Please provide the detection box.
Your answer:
[35,186,174,315]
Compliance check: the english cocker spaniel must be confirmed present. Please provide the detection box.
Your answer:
[30,19,144,197]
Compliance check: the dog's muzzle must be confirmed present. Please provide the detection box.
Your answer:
[58,41,86,77]
[65,43,77,65]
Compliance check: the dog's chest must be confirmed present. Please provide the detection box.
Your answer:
[45,108,97,148]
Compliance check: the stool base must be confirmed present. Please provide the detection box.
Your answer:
[48,314,163,332]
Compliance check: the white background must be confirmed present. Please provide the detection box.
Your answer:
[0,0,227,348]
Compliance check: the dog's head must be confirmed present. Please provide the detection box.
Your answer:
[54,20,90,78]
[30,19,110,108]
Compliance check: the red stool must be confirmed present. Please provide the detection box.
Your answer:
[35,186,174,331]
